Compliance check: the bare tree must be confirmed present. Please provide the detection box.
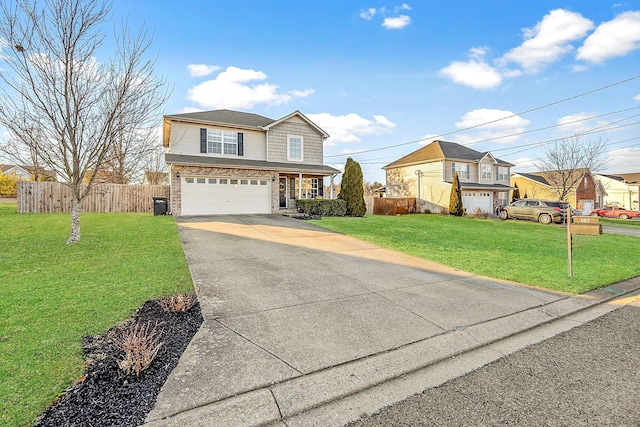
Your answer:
[0,0,167,243]
[142,145,168,185]
[535,135,608,201]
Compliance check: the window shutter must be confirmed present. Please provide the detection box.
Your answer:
[200,128,207,153]
[318,178,323,197]
[237,132,244,156]
[290,177,295,199]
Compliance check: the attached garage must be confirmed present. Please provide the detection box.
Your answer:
[462,191,492,214]
[181,176,271,215]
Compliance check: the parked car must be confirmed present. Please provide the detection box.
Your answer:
[590,206,640,219]
[498,198,565,224]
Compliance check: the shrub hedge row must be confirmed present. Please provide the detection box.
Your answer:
[296,199,348,216]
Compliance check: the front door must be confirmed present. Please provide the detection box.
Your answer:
[279,178,287,208]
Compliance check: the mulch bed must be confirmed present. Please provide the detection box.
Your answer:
[35,299,203,427]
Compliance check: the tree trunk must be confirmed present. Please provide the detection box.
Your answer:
[67,198,81,244]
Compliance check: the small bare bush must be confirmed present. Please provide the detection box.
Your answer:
[112,320,163,376]
[157,293,197,313]
[469,207,489,219]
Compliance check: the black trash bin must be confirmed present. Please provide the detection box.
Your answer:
[153,197,168,216]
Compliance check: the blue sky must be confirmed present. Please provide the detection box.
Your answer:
[111,0,640,183]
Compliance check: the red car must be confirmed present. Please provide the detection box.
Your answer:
[590,206,640,219]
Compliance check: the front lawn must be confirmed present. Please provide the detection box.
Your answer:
[0,202,193,427]
[310,214,640,294]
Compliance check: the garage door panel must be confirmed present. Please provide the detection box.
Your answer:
[462,191,492,214]
[182,177,271,215]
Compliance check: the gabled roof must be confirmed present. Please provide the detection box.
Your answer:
[620,173,640,184]
[598,172,640,184]
[0,164,14,173]
[164,109,275,130]
[163,109,330,147]
[262,110,329,139]
[383,140,513,169]
[513,169,592,187]
[513,172,551,186]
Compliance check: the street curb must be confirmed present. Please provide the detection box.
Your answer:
[144,277,640,427]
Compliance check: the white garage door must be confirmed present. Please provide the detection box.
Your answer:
[462,191,492,215]
[181,176,271,215]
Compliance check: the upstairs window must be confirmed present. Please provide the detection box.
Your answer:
[288,135,303,161]
[481,164,492,180]
[451,162,470,179]
[496,167,509,181]
[206,130,237,155]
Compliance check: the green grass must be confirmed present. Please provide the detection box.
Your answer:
[310,214,640,294]
[0,202,193,427]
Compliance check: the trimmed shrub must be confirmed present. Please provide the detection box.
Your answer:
[449,172,464,216]
[296,199,347,216]
[338,157,366,217]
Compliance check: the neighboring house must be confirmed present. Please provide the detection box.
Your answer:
[594,173,640,210]
[383,140,514,214]
[163,109,340,215]
[510,169,606,214]
[143,171,169,185]
[0,164,56,181]
[0,164,31,179]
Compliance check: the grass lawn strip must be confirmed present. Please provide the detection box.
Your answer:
[597,217,640,229]
[0,202,193,427]
[310,214,640,294]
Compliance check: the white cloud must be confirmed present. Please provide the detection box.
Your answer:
[454,108,531,144]
[555,112,609,135]
[511,157,537,172]
[577,11,640,64]
[306,112,396,145]
[500,9,594,73]
[186,66,313,110]
[635,94,640,101]
[440,47,503,90]
[395,4,411,13]
[360,8,376,20]
[382,15,411,29]
[606,147,640,172]
[187,64,221,78]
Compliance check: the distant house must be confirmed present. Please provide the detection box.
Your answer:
[143,171,169,185]
[163,109,340,215]
[0,164,31,179]
[594,173,640,210]
[383,140,514,214]
[510,169,606,214]
[0,164,56,181]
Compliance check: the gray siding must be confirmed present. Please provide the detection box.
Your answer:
[267,118,324,164]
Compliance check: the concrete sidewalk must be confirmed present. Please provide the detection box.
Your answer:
[145,215,640,427]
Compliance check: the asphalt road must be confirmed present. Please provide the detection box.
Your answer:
[602,225,640,237]
[347,304,640,427]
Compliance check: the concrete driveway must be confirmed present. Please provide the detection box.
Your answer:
[145,215,638,427]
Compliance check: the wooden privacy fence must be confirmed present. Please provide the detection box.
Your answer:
[365,196,417,215]
[17,181,170,213]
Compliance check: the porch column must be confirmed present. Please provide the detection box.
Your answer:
[298,173,303,200]
[330,175,334,199]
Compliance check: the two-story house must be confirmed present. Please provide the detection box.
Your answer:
[163,109,340,216]
[383,140,514,214]
[511,169,606,214]
[593,173,640,210]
